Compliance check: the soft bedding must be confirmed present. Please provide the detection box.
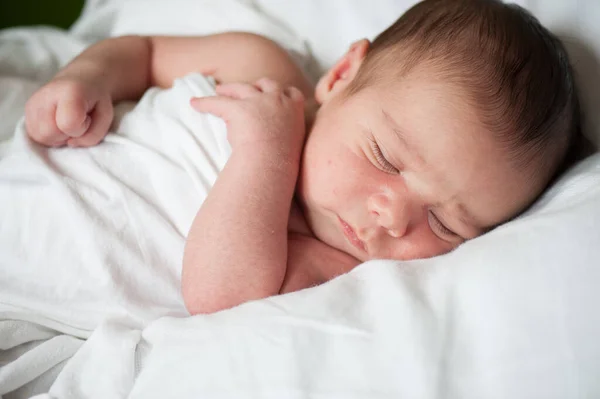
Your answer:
[1,1,600,398]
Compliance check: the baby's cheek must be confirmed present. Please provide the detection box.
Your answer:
[298,152,328,204]
[390,226,455,260]
[321,156,351,197]
[303,140,359,205]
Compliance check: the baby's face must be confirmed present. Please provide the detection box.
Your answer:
[296,73,541,262]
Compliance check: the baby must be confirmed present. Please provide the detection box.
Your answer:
[24,0,581,314]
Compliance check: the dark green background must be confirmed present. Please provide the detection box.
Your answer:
[0,0,85,30]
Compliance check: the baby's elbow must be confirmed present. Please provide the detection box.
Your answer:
[181,279,280,316]
[182,287,200,315]
[182,283,218,315]
[183,294,215,316]
[181,282,243,315]
[183,299,213,316]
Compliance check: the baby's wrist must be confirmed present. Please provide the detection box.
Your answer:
[233,141,303,170]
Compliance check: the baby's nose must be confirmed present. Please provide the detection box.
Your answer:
[367,193,412,238]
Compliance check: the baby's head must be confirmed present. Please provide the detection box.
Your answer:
[297,0,581,261]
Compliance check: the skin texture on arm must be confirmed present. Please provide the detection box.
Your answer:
[148,34,313,96]
[182,79,307,315]
[55,33,313,102]
[183,148,298,314]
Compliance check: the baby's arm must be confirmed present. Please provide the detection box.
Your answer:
[182,80,306,314]
[25,33,312,146]
[64,33,312,99]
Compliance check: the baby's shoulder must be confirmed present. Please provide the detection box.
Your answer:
[203,32,314,97]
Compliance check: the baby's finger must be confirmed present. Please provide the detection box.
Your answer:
[67,99,112,147]
[215,82,258,99]
[254,78,281,93]
[190,96,236,121]
[284,86,304,103]
[56,96,92,138]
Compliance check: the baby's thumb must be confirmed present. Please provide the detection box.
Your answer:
[190,96,232,121]
[56,98,92,138]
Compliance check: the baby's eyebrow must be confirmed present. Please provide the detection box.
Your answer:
[381,109,426,167]
[456,203,488,236]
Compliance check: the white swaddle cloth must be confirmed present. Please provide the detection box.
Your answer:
[0,73,229,336]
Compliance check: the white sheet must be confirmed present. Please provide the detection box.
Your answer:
[1,1,600,398]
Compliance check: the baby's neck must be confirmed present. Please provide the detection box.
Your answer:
[288,199,313,237]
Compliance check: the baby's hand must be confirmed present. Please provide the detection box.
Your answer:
[25,75,113,147]
[190,78,306,160]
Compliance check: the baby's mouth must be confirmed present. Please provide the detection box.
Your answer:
[338,216,367,254]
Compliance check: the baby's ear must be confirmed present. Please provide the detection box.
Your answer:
[315,39,370,104]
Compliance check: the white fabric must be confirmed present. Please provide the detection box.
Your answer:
[0,0,599,398]
[0,72,229,397]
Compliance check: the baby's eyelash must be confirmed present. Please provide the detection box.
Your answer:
[368,138,399,174]
[428,211,457,238]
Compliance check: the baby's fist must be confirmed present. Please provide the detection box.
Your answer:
[25,76,113,147]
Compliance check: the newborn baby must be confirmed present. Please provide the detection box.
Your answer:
[24,0,581,314]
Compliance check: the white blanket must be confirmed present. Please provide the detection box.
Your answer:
[1,1,600,398]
